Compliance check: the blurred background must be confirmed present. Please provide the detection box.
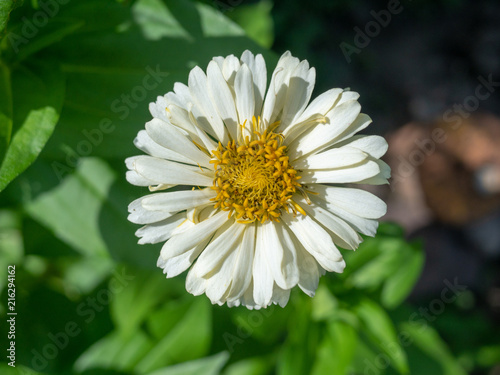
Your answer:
[1,0,500,374]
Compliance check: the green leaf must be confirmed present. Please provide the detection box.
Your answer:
[0,62,12,163]
[401,323,467,375]
[74,329,154,373]
[311,282,338,321]
[355,298,409,374]
[0,63,64,191]
[0,0,20,34]
[227,0,274,48]
[110,267,174,335]
[146,352,229,375]
[223,357,272,375]
[311,320,358,375]
[277,300,318,375]
[24,158,112,258]
[133,0,192,41]
[381,242,424,309]
[134,298,212,373]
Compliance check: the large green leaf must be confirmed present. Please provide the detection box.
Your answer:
[74,329,154,373]
[311,320,358,375]
[0,63,64,191]
[401,323,467,375]
[355,298,409,374]
[24,158,112,258]
[34,0,274,163]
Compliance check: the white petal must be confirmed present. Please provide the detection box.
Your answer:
[174,82,217,138]
[226,224,256,301]
[279,61,316,130]
[205,239,241,303]
[126,170,157,187]
[145,118,211,168]
[160,236,210,278]
[289,100,362,159]
[260,221,297,290]
[353,159,391,185]
[141,188,216,212]
[299,159,381,184]
[133,156,213,186]
[240,51,267,115]
[207,61,238,141]
[134,130,190,163]
[159,211,228,260]
[297,196,362,250]
[308,185,387,219]
[271,285,291,307]
[192,221,246,277]
[188,66,227,144]
[274,221,300,289]
[127,196,173,224]
[330,113,373,148]
[136,213,186,244]
[311,195,379,236]
[294,146,368,170]
[261,51,300,126]
[283,88,343,143]
[282,212,345,273]
[331,135,388,159]
[253,223,274,307]
[234,64,255,131]
[221,54,241,84]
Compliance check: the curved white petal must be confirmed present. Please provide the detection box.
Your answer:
[132,156,213,186]
[282,212,345,273]
[294,146,368,170]
[136,213,186,244]
[160,211,228,260]
[240,50,267,116]
[207,61,239,141]
[331,135,388,159]
[145,118,211,168]
[253,223,274,307]
[141,188,216,213]
[188,66,227,144]
[289,100,362,159]
[299,159,381,184]
[279,61,316,130]
[308,184,387,219]
[234,64,255,133]
[127,196,173,224]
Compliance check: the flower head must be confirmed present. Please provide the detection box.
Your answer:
[126,51,390,309]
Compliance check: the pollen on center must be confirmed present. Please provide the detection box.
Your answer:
[209,117,306,224]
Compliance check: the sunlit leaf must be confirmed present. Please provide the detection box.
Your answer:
[0,63,64,191]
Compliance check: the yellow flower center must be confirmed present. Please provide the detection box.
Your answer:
[210,118,305,223]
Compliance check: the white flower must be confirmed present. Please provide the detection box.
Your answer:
[126,51,390,309]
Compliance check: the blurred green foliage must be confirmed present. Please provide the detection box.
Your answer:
[0,0,497,374]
